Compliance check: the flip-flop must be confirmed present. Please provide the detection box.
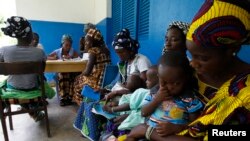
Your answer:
[60,99,72,106]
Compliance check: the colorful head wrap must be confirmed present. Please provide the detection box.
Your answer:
[162,21,189,55]
[112,28,140,53]
[86,28,103,41]
[61,34,73,44]
[187,0,250,49]
[167,21,190,36]
[1,16,32,38]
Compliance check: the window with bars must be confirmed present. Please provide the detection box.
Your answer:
[112,0,150,40]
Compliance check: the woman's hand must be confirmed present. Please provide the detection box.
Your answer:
[156,122,186,137]
[99,88,111,95]
[47,55,57,60]
[104,91,117,101]
[62,55,71,60]
[102,104,113,113]
[154,78,172,102]
[154,85,171,103]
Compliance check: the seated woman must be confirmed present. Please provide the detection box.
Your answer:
[47,34,79,106]
[73,28,152,141]
[162,21,189,55]
[157,0,250,140]
[0,16,55,121]
[103,28,152,102]
[73,29,111,105]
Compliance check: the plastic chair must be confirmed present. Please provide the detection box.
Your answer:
[0,61,51,141]
[101,64,119,88]
[81,64,119,101]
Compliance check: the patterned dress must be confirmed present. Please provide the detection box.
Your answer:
[73,47,111,105]
[58,72,79,101]
[51,47,79,102]
[179,72,250,141]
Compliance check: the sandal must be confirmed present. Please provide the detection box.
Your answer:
[60,99,72,106]
[60,99,66,106]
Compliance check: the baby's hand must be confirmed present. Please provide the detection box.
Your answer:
[155,80,172,102]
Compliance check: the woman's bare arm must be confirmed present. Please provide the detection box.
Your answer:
[47,52,57,60]
[82,53,96,76]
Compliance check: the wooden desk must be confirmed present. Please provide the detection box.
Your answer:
[45,60,87,72]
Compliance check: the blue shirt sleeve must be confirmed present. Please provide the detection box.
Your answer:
[141,93,153,106]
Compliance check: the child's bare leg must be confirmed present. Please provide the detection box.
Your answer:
[125,123,148,141]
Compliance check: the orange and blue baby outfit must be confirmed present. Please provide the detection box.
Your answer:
[143,89,203,128]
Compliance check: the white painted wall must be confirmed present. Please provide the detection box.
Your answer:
[0,0,16,18]
[15,0,110,24]
[0,0,17,46]
[94,0,111,23]
[0,0,111,46]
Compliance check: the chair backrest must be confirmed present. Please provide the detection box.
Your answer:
[0,61,50,140]
[0,61,46,96]
[0,61,45,75]
[81,64,119,101]
[101,64,118,88]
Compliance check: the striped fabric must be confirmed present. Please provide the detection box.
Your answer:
[187,0,250,48]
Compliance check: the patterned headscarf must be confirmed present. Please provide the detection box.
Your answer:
[167,21,190,36]
[187,0,250,49]
[86,28,103,41]
[112,28,140,53]
[162,21,190,54]
[1,16,32,38]
[61,34,73,44]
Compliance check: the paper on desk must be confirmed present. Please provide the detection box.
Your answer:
[61,57,82,61]
[81,53,89,60]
